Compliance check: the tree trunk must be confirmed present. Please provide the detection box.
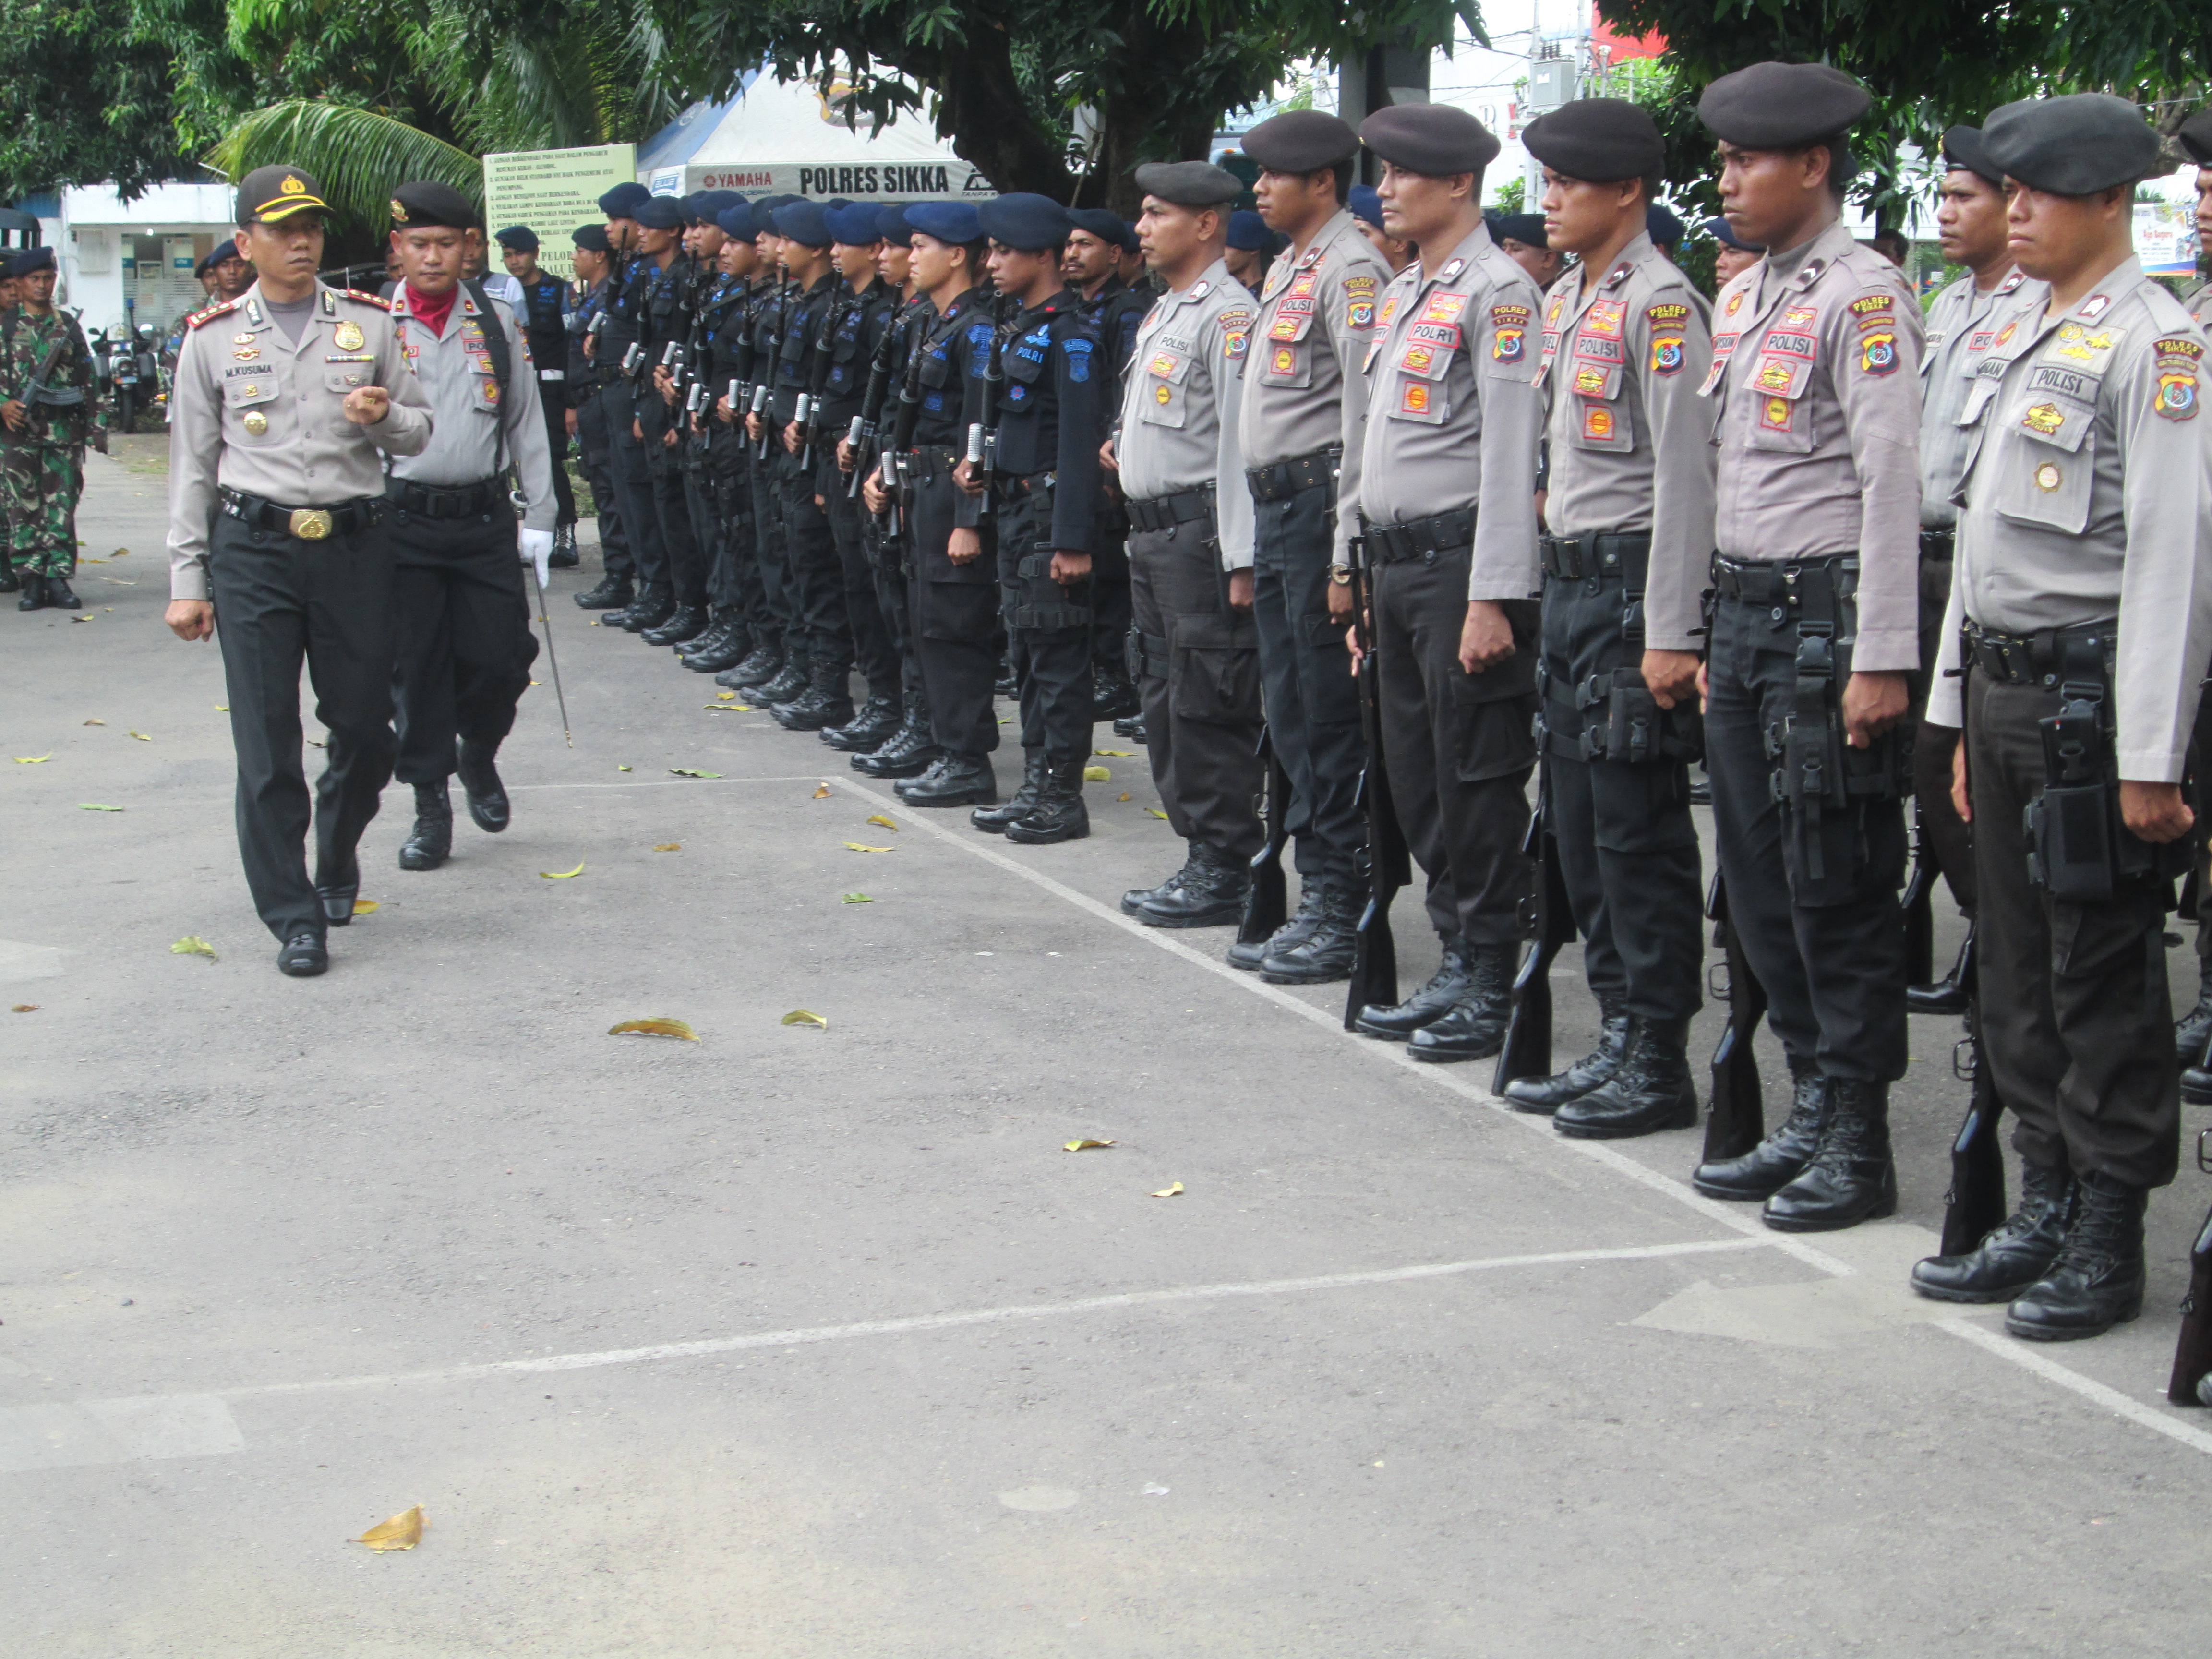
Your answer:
[928,24,1077,199]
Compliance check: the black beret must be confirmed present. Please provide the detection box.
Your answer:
[570,224,612,253]
[1645,203,1684,246]
[1133,161,1243,207]
[1938,126,2001,187]
[494,224,539,252]
[598,181,651,218]
[1359,104,1501,176]
[633,193,686,231]
[1983,94,2159,194]
[1697,62,1870,148]
[237,164,328,225]
[1240,110,1360,176]
[976,192,1074,250]
[1068,207,1130,248]
[391,180,477,232]
[1699,215,1762,252]
[1523,98,1665,183]
[773,199,831,246]
[875,204,913,246]
[10,245,56,277]
[1494,213,1548,249]
[2175,105,2212,167]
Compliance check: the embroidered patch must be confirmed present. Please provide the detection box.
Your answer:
[1379,295,1402,328]
[1648,302,1690,325]
[1572,333,1625,365]
[2021,402,2065,435]
[1651,335,1684,376]
[1270,313,1303,341]
[1848,294,1895,326]
[1573,363,1607,396]
[1344,275,1378,300]
[1759,395,1792,433]
[1783,305,1818,330]
[1400,381,1432,415]
[1438,258,1466,283]
[1724,290,1745,319]
[1277,294,1316,317]
[2157,337,2207,368]
[1223,330,1247,362]
[1581,299,1625,338]
[1755,359,1796,391]
[1420,293,1465,325]
[2079,293,2112,321]
[1147,350,1179,377]
[1402,343,1440,375]
[1583,404,1615,441]
[1492,327,1525,364]
[1066,338,1094,381]
[1288,273,1319,299]
[1995,318,2019,348]
[2029,365,2094,400]
[1860,331,1899,375]
[2048,323,2120,367]
[2157,372,2199,421]
[1271,345,1297,375]
[1408,321,1461,349]
[1154,383,1172,406]
[1349,302,1375,328]
[1761,330,1816,361]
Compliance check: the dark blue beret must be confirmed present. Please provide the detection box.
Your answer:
[598,181,652,218]
[1645,203,1684,246]
[773,199,831,247]
[1348,185,1385,231]
[10,246,55,277]
[1226,210,1274,252]
[697,190,744,218]
[570,224,612,253]
[715,203,757,241]
[1068,207,1128,249]
[875,204,914,246]
[906,201,982,245]
[1494,213,1548,249]
[977,192,1073,251]
[195,238,240,276]
[494,224,539,252]
[1700,215,1762,252]
[825,202,885,245]
[633,194,686,231]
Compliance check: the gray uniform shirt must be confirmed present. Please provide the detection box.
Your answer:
[1236,209,1390,564]
[1700,219,1924,673]
[1534,230,1716,651]
[1345,220,1543,602]
[166,281,434,601]
[2188,283,2212,327]
[386,285,557,532]
[1918,266,2040,527]
[1926,260,2212,781]
[1116,259,1258,571]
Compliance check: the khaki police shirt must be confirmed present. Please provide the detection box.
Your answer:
[386,285,557,532]
[1236,209,1390,565]
[1701,219,1924,673]
[1346,220,1544,602]
[167,281,433,601]
[1925,260,2212,781]
[1534,229,1715,651]
[1918,266,2040,527]
[2188,283,2211,328]
[1117,258,1258,571]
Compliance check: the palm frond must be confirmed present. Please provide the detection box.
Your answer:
[205,99,479,229]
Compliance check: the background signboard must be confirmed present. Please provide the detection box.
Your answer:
[483,143,637,280]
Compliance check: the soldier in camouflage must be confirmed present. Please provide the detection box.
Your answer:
[0,247,103,611]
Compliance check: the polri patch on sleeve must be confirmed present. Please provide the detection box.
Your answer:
[1651,334,1685,375]
[1859,330,1899,376]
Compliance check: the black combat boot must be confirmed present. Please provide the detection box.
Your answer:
[1354,938,1475,1039]
[719,643,784,690]
[684,625,752,674]
[1911,1162,2074,1304]
[969,750,1045,830]
[16,573,46,611]
[549,524,580,568]
[1503,998,1629,1115]
[1907,925,1973,1017]
[1692,1066,1826,1201]
[1229,878,1325,971]
[676,613,736,658]
[456,738,510,833]
[1407,942,1519,1063]
[822,695,901,753]
[575,572,633,610]
[773,662,855,732]
[1004,757,1090,844]
[617,586,675,633]
[1091,668,1140,722]
[1136,842,1249,927]
[0,564,19,592]
[2176,956,2212,1067]
[1554,1017,1698,1139]
[1762,1076,1897,1232]
[854,694,941,779]
[2005,1168,2148,1340]
[1124,842,1200,915]
[44,574,79,609]
[276,929,328,977]
[749,653,810,708]
[314,850,360,927]
[994,655,1017,696]
[398,782,454,871]
[1260,882,1362,985]
[642,603,710,646]
[902,751,998,808]
[1113,714,1148,743]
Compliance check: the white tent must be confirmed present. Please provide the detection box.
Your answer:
[638,68,991,202]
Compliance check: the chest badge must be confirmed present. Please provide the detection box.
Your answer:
[2022,402,2065,436]
[241,410,268,435]
[240,382,262,400]
[1154,383,1172,405]
[232,332,255,345]
[233,346,259,361]
[2034,460,2062,492]
[333,320,366,351]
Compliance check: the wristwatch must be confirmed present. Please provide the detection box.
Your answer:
[1329,564,1353,586]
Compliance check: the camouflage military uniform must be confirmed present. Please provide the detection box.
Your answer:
[0,306,101,577]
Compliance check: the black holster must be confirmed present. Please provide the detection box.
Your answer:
[2020,634,2186,901]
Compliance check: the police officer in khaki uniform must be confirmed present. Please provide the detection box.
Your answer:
[1109,160,1264,928]
[2168,105,2212,1070]
[163,166,434,977]
[1507,98,1713,1137]
[1911,96,2212,1340]
[1232,109,1390,983]
[2185,108,2212,330]
[1338,104,1545,1064]
[1682,64,1926,1231]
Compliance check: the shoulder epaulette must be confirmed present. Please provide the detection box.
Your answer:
[342,289,393,311]
[185,298,241,331]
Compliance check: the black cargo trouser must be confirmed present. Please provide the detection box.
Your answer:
[1371,547,1538,947]
[388,493,539,788]
[862,464,922,701]
[909,453,1000,756]
[1911,547,1976,916]
[706,428,759,634]
[820,448,901,700]
[778,446,850,673]
[998,472,1094,765]
[1538,563,1703,1023]
[1966,669,2180,1187]
[1250,478,1364,883]
[640,402,707,610]
[207,511,397,941]
[747,440,795,655]
[1129,502,1263,859]
[573,389,631,578]
[1091,513,1133,677]
[535,374,577,527]
[600,381,665,590]
[1704,588,1908,1084]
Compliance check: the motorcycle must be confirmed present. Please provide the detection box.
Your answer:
[91,321,161,435]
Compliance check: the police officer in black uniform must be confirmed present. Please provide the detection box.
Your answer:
[631,192,709,645]
[494,224,580,565]
[725,201,804,696]
[1068,206,1150,722]
[589,182,675,628]
[679,199,767,676]
[565,224,633,605]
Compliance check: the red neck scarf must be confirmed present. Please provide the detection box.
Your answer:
[403,281,459,337]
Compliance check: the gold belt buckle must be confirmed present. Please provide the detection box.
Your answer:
[289,508,334,541]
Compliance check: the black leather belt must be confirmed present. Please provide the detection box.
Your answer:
[219,488,382,541]
[1961,618,2116,687]
[1126,486,1214,532]
[386,477,508,519]
[1541,530,1650,584]
[1709,551,1854,606]
[1920,526,1956,561]
[1246,447,1339,504]
[1364,508,1474,564]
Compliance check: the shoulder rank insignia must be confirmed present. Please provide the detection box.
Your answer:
[1438,258,1466,283]
[342,289,394,311]
[1996,270,2025,297]
[186,298,241,331]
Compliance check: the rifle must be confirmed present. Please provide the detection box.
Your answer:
[2169,1139,2212,1407]
[751,280,789,462]
[1342,533,1411,1029]
[849,301,904,502]
[1492,762,1579,1094]
[1700,870,1770,1164]
[1939,927,2008,1255]
[967,292,1008,519]
[1901,802,1936,988]
[1237,728,1293,951]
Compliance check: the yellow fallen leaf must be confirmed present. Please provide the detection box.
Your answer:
[129,730,152,742]
[701,703,747,712]
[539,861,586,878]
[13,753,51,763]
[843,842,894,853]
[170,936,217,960]
[1094,748,1133,757]
[214,706,228,712]
[529,679,543,686]
[11,1004,37,1013]
[112,547,129,556]
[1117,792,1131,802]
[717,691,736,701]
[351,1506,424,1551]
[670,768,721,778]
[813,782,831,798]
[1083,766,1110,781]
[1146,808,1168,819]
[781,1009,829,1028]
[78,803,123,811]
[608,1017,698,1040]
[841,892,873,903]
[352,898,379,914]
[589,618,602,626]
[1064,1138,1116,1151]
[80,556,104,564]
[617,765,632,771]
[1151,1181,1185,1198]
[83,718,105,726]
[70,613,93,623]
[652,842,682,852]
[866,813,898,831]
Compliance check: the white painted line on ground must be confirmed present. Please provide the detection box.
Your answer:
[1938,1319,2212,1455]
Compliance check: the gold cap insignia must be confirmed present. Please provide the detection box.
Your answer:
[280,175,305,195]
[390,199,407,224]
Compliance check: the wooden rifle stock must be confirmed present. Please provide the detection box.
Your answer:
[1701,870,1770,1163]
[1342,537,1410,1029]
[1238,727,1293,950]
[2168,1159,2212,1406]
[1938,933,2008,1256]
[1492,765,1577,1094]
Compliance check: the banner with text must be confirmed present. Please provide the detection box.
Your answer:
[483,143,638,281]
[648,162,991,201]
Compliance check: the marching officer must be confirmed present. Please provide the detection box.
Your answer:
[565,225,634,605]
[1506,98,1712,1136]
[1681,63,1925,1231]
[494,224,581,565]
[1911,96,2212,1338]
[1109,160,1264,928]
[383,182,556,875]
[1232,108,1391,982]
[1338,104,1545,1065]
[163,165,433,977]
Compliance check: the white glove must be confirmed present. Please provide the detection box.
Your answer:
[519,528,554,590]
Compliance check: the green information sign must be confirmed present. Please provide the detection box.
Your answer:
[482,143,637,281]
